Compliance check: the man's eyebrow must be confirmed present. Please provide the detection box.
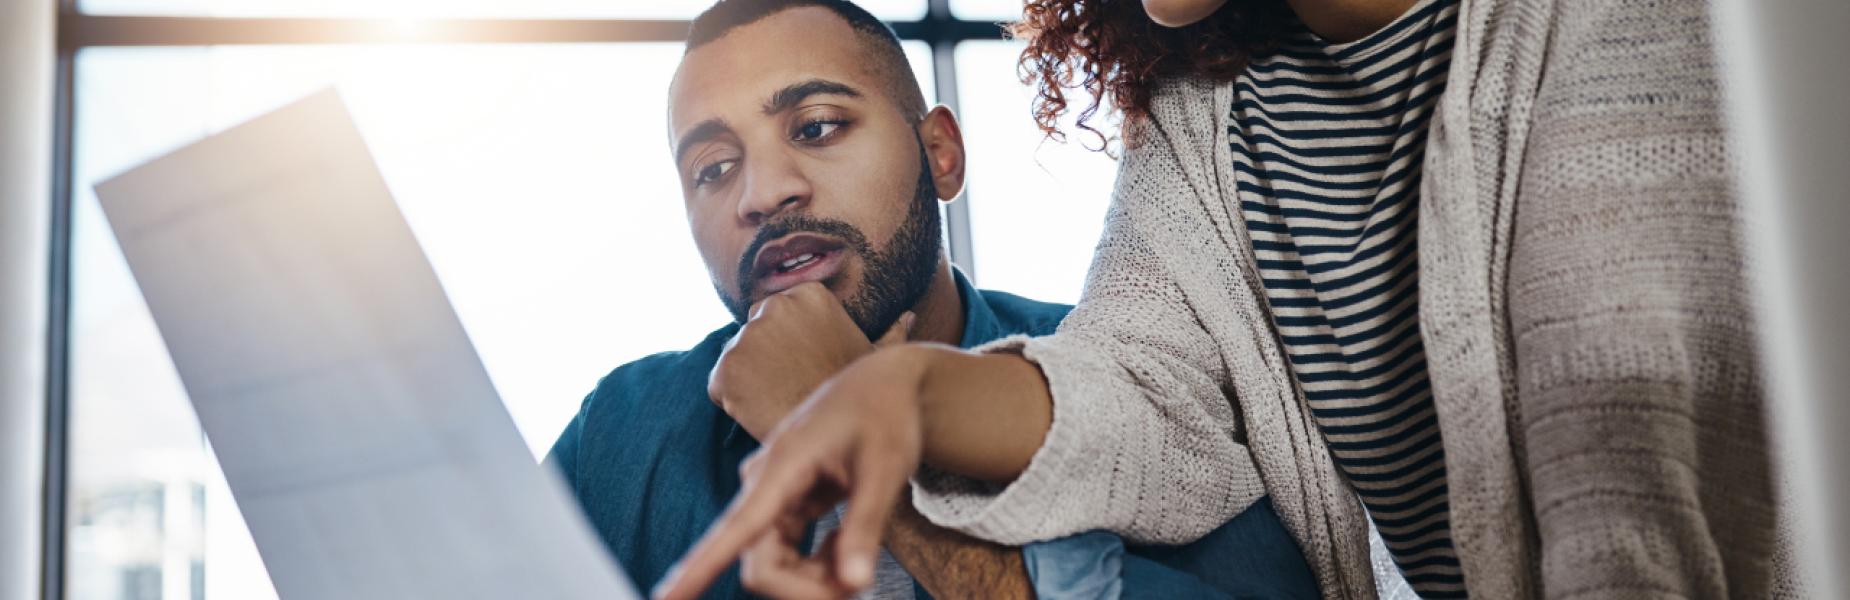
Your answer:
[762,79,863,116]
[673,119,734,168]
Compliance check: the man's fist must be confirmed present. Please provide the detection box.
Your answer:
[709,282,912,440]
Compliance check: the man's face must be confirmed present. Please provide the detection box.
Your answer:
[669,7,941,339]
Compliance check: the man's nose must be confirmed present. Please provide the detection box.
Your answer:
[736,152,812,225]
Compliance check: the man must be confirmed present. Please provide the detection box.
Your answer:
[546,0,1321,598]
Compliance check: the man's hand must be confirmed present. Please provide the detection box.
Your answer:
[709,281,911,440]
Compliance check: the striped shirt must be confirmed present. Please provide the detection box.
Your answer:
[1227,0,1464,596]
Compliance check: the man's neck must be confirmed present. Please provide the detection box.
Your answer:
[905,261,966,347]
[1285,0,1422,43]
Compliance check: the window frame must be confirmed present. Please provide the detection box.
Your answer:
[40,1,1004,598]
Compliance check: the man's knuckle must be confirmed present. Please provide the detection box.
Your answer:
[738,559,765,589]
[762,438,800,462]
[740,451,765,478]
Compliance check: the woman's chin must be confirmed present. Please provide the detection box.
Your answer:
[1142,0,1229,27]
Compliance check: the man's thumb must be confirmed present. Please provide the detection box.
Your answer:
[875,312,915,347]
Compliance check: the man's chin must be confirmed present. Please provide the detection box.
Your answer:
[728,276,861,321]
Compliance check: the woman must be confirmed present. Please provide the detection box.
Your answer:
[659,0,1781,597]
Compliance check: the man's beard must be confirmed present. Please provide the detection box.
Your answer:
[718,138,942,340]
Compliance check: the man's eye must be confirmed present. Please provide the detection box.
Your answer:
[795,121,842,141]
[695,160,735,186]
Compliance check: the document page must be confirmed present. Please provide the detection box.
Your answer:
[93,88,639,600]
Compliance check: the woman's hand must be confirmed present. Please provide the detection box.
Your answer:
[655,346,934,600]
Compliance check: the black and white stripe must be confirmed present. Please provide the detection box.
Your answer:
[1228,0,1464,596]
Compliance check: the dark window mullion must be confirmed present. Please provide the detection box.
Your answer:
[43,1,78,599]
[924,0,977,278]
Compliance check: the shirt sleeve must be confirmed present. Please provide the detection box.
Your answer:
[1022,532,1123,600]
[541,392,592,489]
[1501,0,1778,594]
[1025,498,1322,600]
[1025,532,1311,600]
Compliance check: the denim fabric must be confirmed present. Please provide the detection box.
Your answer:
[1026,498,1320,600]
[1024,531,1123,600]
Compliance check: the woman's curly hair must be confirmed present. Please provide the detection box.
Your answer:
[1010,0,1294,149]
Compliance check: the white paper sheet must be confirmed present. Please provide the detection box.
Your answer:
[93,88,640,600]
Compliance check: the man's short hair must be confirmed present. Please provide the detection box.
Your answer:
[686,0,929,124]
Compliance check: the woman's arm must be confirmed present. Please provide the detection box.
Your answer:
[899,344,1052,483]
[1502,0,1776,594]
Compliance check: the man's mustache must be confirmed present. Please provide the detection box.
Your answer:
[734,213,870,300]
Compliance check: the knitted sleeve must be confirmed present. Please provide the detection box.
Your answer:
[1507,0,1776,595]
[909,134,1267,546]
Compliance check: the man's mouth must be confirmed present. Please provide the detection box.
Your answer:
[775,252,826,273]
[749,234,850,296]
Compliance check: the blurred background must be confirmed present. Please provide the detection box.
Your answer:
[54,1,1120,598]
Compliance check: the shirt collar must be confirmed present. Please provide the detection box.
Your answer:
[953,267,1004,350]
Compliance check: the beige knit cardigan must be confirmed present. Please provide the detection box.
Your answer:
[911,0,1779,596]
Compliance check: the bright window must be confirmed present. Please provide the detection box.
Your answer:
[951,0,1025,22]
[66,40,936,600]
[956,40,1118,305]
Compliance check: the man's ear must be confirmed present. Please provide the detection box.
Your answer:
[916,106,966,202]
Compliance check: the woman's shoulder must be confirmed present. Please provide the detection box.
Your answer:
[1145,74,1226,131]
[1116,75,1232,203]
[1127,74,1234,169]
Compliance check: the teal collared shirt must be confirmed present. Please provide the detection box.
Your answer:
[544,271,1318,600]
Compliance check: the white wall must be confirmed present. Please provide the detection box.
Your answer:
[0,0,54,597]
[1711,0,1850,597]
